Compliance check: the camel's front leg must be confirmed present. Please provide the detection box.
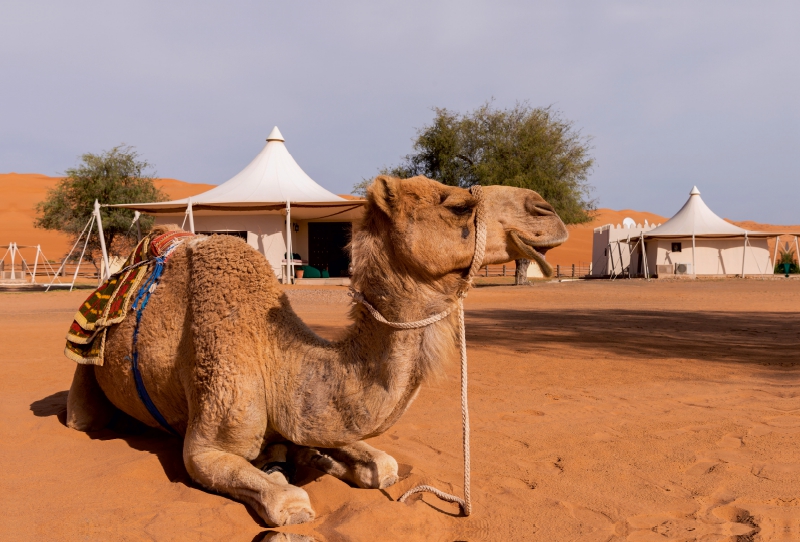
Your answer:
[184,434,314,526]
[291,441,399,489]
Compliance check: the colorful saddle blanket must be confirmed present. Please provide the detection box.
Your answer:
[64,230,195,366]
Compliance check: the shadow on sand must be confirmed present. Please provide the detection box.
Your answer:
[30,390,190,484]
[299,304,800,369]
[465,308,800,367]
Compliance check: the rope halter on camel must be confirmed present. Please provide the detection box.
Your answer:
[348,184,487,517]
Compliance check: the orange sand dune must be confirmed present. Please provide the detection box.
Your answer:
[0,173,213,260]
[545,209,667,267]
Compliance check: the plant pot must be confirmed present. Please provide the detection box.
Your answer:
[296,269,305,279]
[783,263,791,277]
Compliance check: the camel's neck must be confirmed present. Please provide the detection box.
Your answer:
[346,264,462,383]
[270,229,466,447]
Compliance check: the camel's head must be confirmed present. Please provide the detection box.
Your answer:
[357,175,568,279]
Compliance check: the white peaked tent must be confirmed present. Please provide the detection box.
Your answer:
[114,127,365,282]
[626,186,796,277]
[643,186,747,237]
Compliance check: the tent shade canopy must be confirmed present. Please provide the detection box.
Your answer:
[111,126,365,219]
[631,187,799,239]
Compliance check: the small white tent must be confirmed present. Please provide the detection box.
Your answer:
[630,187,789,277]
[115,127,364,282]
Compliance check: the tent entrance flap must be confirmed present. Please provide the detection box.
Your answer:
[308,222,351,278]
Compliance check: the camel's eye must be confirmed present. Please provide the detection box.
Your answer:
[447,204,473,217]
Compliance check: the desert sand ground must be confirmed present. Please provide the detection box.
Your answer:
[1,279,799,541]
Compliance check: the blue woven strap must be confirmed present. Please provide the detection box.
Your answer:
[130,257,180,437]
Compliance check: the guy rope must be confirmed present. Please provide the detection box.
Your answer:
[348,184,487,516]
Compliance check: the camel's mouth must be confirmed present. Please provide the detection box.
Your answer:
[509,231,558,278]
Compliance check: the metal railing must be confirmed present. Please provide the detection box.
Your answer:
[554,264,592,278]
[478,264,516,277]
[476,263,592,278]
[0,261,100,281]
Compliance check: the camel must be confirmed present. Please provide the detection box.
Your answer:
[65,175,568,526]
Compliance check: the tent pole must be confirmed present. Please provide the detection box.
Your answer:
[626,233,631,279]
[772,235,780,272]
[45,214,94,292]
[10,242,16,280]
[94,200,111,281]
[31,245,40,283]
[0,245,9,278]
[187,198,195,234]
[741,233,748,278]
[607,243,615,279]
[285,201,293,284]
[134,210,142,241]
[691,234,696,279]
[16,248,29,280]
[643,237,649,280]
[795,236,800,271]
[40,253,60,282]
[72,215,95,291]
[628,237,641,276]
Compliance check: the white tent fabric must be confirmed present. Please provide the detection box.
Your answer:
[113,127,363,215]
[178,126,344,205]
[629,186,790,240]
[642,186,746,238]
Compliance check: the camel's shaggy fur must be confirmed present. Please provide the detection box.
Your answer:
[66,176,568,526]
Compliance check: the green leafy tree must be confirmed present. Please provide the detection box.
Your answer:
[356,101,596,224]
[35,145,167,265]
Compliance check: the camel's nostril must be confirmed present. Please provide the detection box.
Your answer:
[525,198,555,216]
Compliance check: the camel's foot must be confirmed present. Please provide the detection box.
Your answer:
[66,364,116,431]
[185,443,315,527]
[291,441,399,489]
[255,483,315,527]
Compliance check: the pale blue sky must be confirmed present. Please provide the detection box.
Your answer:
[1,1,798,222]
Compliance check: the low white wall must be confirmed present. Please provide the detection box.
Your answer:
[591,223,660,276]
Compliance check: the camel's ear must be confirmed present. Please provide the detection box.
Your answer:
[367,175,398,216]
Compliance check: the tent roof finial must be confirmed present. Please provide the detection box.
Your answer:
[690,186,700,196]
[266,126,285,142]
